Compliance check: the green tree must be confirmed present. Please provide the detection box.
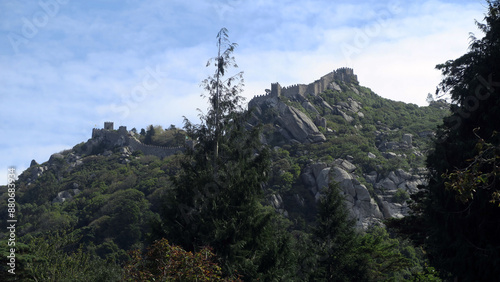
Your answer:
[411,1,500,280]
[20,232,121,281]
[313,183,411,281]
[144,125,155,145]
[155,28,294,280]
[358,226,411,281]
[426,93,435,104]
[312,183,369,281]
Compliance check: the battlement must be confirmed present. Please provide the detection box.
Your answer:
[335,67,354,75]
[104,122,114,130]
[92,122,185,158]
[333,67,357,83]
[249,67,358,107]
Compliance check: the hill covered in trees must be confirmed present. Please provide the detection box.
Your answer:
[0,67,446,281]
[2,2,500,278]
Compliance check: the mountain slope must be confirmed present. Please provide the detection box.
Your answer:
[248,67,448,228]
[0,67,449,277]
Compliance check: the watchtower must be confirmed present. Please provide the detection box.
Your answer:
[104,122,114,130]
[271,82,282,97]
[334,68,358,83]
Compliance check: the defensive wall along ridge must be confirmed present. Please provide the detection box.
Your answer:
[92,122,185,158]
[249,67,357,108]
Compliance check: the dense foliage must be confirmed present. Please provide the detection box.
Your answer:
[395,1,500,280]
[123,238,229,281]
[0,28,453,280]
[153,29,295,280]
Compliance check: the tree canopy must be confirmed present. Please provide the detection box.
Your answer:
[408,1,500,280]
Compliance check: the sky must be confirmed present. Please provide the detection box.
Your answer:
[0,0,487,184]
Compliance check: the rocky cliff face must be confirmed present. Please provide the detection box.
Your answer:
[250,95,326,144]
[299,159,427,229]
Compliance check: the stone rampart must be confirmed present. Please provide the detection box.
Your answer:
[92,123,185,159]
[248,67,358,108]
[128,136,184,158]
[281,84,308,97]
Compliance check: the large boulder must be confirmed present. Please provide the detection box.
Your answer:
[316,167,331,192]
[402,134,413,146]
[330,166,383,228]
[52,189,81,204]
[302,101,320,115]
[276,103,326,143]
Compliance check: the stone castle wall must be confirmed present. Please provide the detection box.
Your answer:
[128,136,184,159]
[92,128,127,146]
[248,92,275,109]
[248,67,358,107]
[92,124,184,159]
[281,84,308,97]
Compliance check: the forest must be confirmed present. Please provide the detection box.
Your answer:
[1,1,500,281]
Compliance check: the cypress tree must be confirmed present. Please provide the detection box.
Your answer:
[156,28,294,280]
[312,183,370,281]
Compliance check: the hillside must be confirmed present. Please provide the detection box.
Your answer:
[0,68,449,279]
[247,67,448,228]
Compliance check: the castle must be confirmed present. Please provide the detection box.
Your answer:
[92,122,185,159]
[249,67,357,108]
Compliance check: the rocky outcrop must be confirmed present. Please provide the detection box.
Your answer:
[299,160,427,229]
[269,194,288,217]
[369,168,427,218]
[30,165,48,182]
[276,103,326,143]
[249,94,326,144]
[52,188,81,204]
[330,165,384,229]
[302,101,319,115]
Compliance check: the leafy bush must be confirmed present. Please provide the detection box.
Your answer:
[123,238,232,281]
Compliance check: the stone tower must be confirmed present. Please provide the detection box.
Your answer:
[333,67,358,83]
[271,82,282,97]
[104,122,114,130]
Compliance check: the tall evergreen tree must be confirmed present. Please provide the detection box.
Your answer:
[312,183,370,281]
[144,125,155,145]
[155,28,294,280]
[412,1,500,279]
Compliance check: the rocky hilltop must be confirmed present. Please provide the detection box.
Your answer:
[248,67,448,228]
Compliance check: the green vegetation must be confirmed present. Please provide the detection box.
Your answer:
[136,125,187,147]
[154,28,295,280]
[13,15,500,279]
[392,1,500,280]
[123,238,230,281]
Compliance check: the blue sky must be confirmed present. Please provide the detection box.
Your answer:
[0,0,486,184]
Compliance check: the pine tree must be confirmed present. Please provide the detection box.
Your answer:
[156,28,294,280]
[312,183,369,281]
[414,1,500,279]
[144,125,155,145]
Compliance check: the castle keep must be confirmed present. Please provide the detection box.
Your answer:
[249,67,357,108]
[92,122,185,159]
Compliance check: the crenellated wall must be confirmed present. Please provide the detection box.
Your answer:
[128,136,184,159]
[248,67,358,107]
[281,84,308,97]
[92,123,185,158]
